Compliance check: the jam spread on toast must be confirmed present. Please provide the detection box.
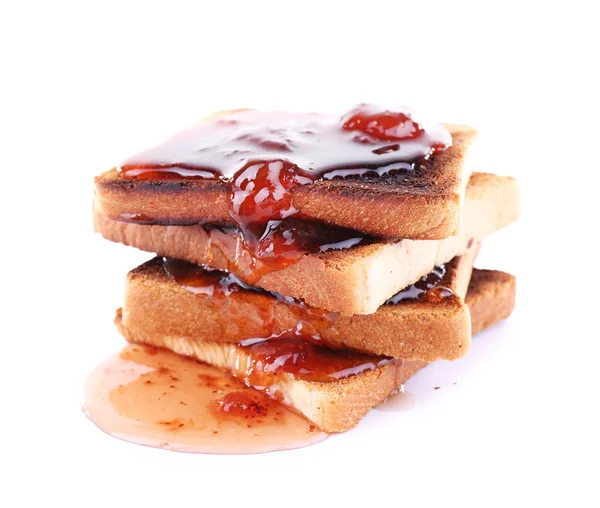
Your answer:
[240,338,393,384]
[162,257,335,342]
[341,103,426,141]
[119,106,451,280]
[162,219,369,285]
[385,264,455,304]
[162,256,453,341]
[83,345,326,454]
[164,256,453,308]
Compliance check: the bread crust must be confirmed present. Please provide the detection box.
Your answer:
[115,268,515,432]
[94,173,520,315]
[121,246,477,361]
[94,125,477,239]
[467,269,516,335]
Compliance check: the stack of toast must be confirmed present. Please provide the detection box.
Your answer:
[93,106,519,433]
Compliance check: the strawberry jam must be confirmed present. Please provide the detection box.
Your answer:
[385,265,455,304]
[119,106,451,278]
[215,391,271,418]
[242,338,393,384]
[161,257,336,343]
[162,257,253,297]
[341,103,425,141]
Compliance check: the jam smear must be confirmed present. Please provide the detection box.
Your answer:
[83,345,327,454]
[162,257,253,297]
[118,106,451,280]
[162,257,336,342]
[162,219,370,286]
[228,218,371,282]
[241,337,393,384]
[385,265,455,305]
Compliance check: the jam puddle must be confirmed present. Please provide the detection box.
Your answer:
[375,388,416,412]
[83,345,327,454]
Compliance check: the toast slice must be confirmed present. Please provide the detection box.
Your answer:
[94,123,477,240]
[120,245,478,361]
[95,172,519,315]
[116,268,516,432]
[467,269,516,334]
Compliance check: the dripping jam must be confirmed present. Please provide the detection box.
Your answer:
[162,256,454,346]
[161,257,336,343]
[163,259,395,384]
[240,338,393,384]
[385,265,455,304]
[118,105,452,281]
[163,255,453,310]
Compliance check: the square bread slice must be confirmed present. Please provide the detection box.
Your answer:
[94,123,477,240]
[120,244,478,361]
[95,172,519,315]
[116,268,516,432]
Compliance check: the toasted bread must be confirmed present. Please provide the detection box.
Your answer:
[115,268,516,432]
[467,269,516,334]
[94,124,477,240]
[121,245,478,361]
[95,172,519,315]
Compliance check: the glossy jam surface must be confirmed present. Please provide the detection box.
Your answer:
[118,106,451,281]
[162,257,253,297]
[83,345,326,454]
[163,219,369,286]
[385,265,455,304]
[227,219,371,282]
[162,257,336,341]
[242,338,393,384]
[341,103,426,141]
[119,107,451,181]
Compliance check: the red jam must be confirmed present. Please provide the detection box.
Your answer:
[119,106,451,278]
[161,257,336,341]
[341,103,425,142]
[242,338,393,384]
[385,265,455,304]
[215,391,271,418]
[162,257,251,297]
[84,345,327,454]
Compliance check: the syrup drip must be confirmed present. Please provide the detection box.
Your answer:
[385,264,455,304]
[83,345,327,454]
[118,106,451,281]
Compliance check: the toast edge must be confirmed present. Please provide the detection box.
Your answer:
[115,268,516,432]
[94,126,478,239]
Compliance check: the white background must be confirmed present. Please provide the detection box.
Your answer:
[1,1,599,506]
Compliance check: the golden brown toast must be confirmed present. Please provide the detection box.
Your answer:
[121,246,478,361]
[116,268,516,432]
[94,125,477,240]
[95,172,520,315]
[467,269,516,334]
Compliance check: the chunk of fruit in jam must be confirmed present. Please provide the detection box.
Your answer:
[216,391,269,418]
[341,104,425,142]
[229,159,316,264]
[230,159,312,225]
